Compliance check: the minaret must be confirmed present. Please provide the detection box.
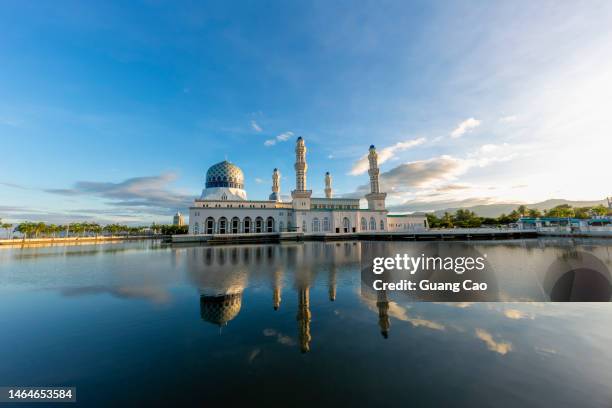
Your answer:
[295,137,307,191]
[269,168,281,202]
[291,137,312,212]
[297,286,312,353]
[324,172,333,199]
[365,145,387,211]
[368,145,380,193]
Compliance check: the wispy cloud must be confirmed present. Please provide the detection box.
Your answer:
[45,173,192,214]
[499,115,518,123]
[264,131,294,146]
[350,137,426,175]
[475,328,513,355]
[503,308,533,320]
[61,285,170,304]
[345,141,528,210]
[263,328,296,346]
[0,117,22,127]
[450,118,481,138]
[376,155,471,191]
[251,120,262,132]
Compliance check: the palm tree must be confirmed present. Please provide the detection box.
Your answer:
[528,208,542,218]
[0,222,13,239]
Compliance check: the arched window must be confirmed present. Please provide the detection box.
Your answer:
[323,217,330,232]
[194,222,199,234]
[370,217,376,231]
[312,218,320,232]
[255,217,263,233]
[243,217,251,233]
[380,219,385,230]
[221,193,227,201]
[302,220,307,233]
[361,217,367,231]
[287,221,293,231]
[231,217,239,234]
[279,221,284,232]
[266,217,275,233]
[205,217,214,234]
[343,217,350,233]
[218,217,227,234]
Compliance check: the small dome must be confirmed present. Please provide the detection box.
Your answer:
[370,144,376,149]
[205,161,244,189]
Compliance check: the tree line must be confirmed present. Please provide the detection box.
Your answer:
[426,204,610,229]
[0,219,188,239]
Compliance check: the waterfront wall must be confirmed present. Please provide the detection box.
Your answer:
[0,235,157,247]
[170,228,542,244]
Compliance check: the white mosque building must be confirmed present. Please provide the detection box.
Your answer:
[188,137,427,236]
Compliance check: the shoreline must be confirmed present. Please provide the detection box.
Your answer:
[2,228,610,249]
[0,235,159,248]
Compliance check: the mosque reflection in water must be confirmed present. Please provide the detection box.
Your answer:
[185,240,612,353]
[186,242,391,353]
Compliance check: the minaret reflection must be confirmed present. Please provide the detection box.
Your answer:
[328,266,337,302]
[376,289,390,339]
[273,268,283,311]
[297,285,312,353]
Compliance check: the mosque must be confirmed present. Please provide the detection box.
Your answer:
[188,137,427,236]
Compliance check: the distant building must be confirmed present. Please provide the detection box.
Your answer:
[387,214,429,232]
[607,197,612,210]
[173,212,185,226]
[517,216,611,229]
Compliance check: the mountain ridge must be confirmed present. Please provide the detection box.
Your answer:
[428,198,608,218]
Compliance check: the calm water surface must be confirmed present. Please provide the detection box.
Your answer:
[1,239,611,407]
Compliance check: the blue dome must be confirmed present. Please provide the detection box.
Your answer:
[205,161,244,189]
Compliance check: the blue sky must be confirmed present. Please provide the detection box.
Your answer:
[1,1,611,224]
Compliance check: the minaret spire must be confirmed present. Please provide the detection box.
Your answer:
[295,137,307,191]
[368,145,380,194]
[291,137,312,211]
[269,168,281,202]
[365,145,387,210]
[324,172,333,199]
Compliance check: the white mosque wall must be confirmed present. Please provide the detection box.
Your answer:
[386,215,429,232]
[189,207,292,234]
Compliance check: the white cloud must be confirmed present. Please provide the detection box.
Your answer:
[475,328,513,355]
[503,309,533,320]
[350,137,426,175]
[276,131,293,141]
[450,118,481,138]
[251,120,262,132]
[499,115,518,123]
[255,178,264,184]
[264,131,294,146]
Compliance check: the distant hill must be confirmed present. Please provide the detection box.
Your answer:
[432,199,608,218]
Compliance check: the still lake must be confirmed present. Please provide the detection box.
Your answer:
[1,239,611,407]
